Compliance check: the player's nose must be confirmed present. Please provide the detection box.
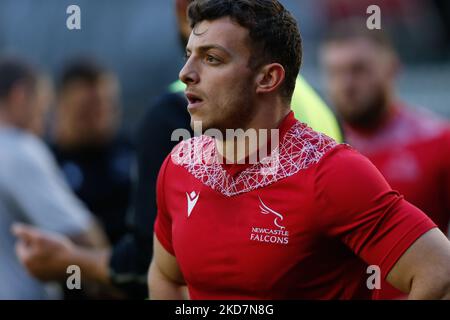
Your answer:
[179,58,200,85]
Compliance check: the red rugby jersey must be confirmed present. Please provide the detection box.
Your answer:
[154,112,436,299]
[346,105,450,234]
[345,104,450,299]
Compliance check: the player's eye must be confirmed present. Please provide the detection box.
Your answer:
[183,53,190,61]
[205,54,221,64]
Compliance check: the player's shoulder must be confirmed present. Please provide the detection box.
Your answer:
[287,120,338,161]
[313,140,386,192]
[315,142,368,170]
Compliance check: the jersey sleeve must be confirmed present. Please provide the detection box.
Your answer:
[314,144,437,279]
[153,154,175,255]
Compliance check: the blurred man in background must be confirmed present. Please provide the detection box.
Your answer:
[0,57,107,299]
[48,59,134,245]
[320,21,450,299]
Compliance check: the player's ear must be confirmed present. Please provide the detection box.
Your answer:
[255,63,285,95]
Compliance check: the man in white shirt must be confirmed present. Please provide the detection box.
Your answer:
[0,57,107,299]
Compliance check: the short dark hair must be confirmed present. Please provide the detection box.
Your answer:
[0,57,37,100]
[323,19,394,52]
[187,0,302,102]
[58,58,108,92]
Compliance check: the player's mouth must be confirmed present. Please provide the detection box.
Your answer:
[186,92,204,110]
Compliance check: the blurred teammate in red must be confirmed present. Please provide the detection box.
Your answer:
[148,0,450,300]
[320,21,450,299]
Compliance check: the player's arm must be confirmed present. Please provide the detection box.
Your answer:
[314,145,450,300]
[148,235,189,300]
[386,228,450,299]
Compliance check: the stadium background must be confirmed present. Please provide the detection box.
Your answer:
[0,0,448,133]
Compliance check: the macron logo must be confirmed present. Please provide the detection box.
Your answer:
[186,191,200,217]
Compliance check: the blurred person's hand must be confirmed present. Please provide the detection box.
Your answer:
[12,223,75,281]
[12,223,125,299]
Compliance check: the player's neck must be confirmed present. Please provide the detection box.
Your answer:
[216,100,291,165]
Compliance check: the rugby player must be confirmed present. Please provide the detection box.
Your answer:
[148,0,450,299]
